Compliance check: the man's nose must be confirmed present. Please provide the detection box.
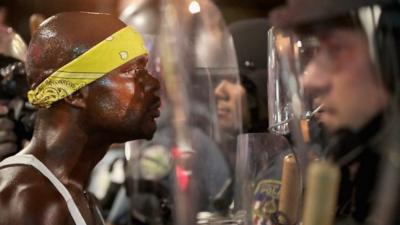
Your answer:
[145,72,161,94]
[302,60,330,97]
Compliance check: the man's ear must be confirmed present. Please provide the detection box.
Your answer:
[64,86,89,108]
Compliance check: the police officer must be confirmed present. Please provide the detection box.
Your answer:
[268,0,400,224]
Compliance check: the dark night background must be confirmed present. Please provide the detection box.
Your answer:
[0,0,283,43]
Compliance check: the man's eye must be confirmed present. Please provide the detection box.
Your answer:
[122,68,140,77]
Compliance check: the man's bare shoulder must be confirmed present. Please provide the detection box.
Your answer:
[0,166,73,225]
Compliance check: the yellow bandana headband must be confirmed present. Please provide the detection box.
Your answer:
[28,26,148,108]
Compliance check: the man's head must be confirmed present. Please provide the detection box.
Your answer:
[26,12,160,141]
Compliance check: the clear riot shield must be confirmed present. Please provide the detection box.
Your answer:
[119,0,231,224]
[156,0,242,224]
[119,1,171,224]
[267,27,293,136]
[268,27,326,155]
[0,26,33,150]
[119,1,177,225]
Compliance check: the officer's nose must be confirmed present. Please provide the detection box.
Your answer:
[214,80,229,101]
[302,60,331,97]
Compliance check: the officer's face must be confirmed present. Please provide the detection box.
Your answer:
[84,55,161,141]
[302,28,389,133]
[214,79,248,133]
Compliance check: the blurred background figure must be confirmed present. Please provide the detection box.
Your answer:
[0,102,17,160]
[0,4,35,161]
[0,5,8,26]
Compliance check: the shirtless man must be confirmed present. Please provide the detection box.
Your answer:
[0,12,160,225]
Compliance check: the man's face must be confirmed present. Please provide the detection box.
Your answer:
[214,79,248,133]
[85,55,161,141]
[302,28,389,133]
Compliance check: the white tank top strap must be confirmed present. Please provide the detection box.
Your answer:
[0,154,87,225]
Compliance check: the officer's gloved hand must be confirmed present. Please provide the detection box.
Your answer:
[0,104,17,160]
